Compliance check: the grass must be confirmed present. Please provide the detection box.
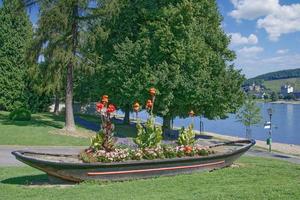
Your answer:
[264,77,300,92]
[0,156,299,199]
[0,111,89,146]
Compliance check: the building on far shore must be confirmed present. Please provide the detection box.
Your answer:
[243,83,261,93]
[281,84,293,96]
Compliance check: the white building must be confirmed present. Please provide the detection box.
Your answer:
[281,84,293,96]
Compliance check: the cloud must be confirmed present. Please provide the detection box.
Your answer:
[229,0,300,41]
[229,0,278,20]
[228,33,258,46]
[276,49,289,54]
[234,53,300,78]
[257,4,300,41]
[237,46,264,57]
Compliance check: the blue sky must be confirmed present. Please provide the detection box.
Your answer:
[2,0,300,78]
[217,0,300,78]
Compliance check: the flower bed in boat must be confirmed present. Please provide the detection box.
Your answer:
[79,145,215,163]
[82,88,215,163]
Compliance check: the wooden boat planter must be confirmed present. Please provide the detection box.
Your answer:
[12,139,255,183]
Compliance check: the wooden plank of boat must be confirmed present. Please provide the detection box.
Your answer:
[87,160,225,176]
[11,139,255,183]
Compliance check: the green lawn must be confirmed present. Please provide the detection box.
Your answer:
[0,111,89,146]
[0,156,299,200]
[264,77,300,92]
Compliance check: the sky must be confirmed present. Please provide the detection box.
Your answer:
[217,0,300,78]
[2,0,300,78]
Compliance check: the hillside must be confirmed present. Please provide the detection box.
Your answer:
[245,68,300,85]
[264,78,300,92]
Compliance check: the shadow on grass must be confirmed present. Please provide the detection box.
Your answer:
[1,174,50,185]
[0,112,64,129]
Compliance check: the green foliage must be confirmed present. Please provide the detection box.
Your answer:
[0,0,33,111]
[90,131,105,151]
[236,98,262,138]
[90,130,115,151]
[134,118,163,148]
[9,108,31,121]
[178,124,196,146]
[90,0,244,123]
[270,91,279,102]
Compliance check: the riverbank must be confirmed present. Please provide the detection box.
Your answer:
[270,100,300,105]
[202,131,300,156]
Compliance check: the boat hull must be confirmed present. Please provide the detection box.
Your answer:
[12,140,255,183]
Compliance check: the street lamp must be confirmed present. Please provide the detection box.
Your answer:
[267,108,273,152]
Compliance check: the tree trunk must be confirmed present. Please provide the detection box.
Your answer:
[246,126,252,139]
[163,115,171,133]
[54,94,60,115]
[123,104,130,124]
[64,3,78,132]
[65,63,75,132]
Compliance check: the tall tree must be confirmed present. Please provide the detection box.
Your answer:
[27,0,119,131]
[95,0,245,130]
[0,0,33,111]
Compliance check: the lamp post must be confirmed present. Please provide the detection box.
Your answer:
[267,108,272,152]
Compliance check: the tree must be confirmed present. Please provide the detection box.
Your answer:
[95,0,244,130]
[270,91,278,102]
[26,0,119,131]
[0,0,33,111]
[236,98,262,139]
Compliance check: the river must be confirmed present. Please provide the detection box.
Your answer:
[124,103,300,145]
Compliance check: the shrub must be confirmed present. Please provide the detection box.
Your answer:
[134,118,163,148]
[178,124,195,146]
[9,108,31,121]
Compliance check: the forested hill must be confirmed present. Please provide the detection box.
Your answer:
[245,68,300,85]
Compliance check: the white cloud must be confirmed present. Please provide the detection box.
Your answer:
[229,33,258,46]
[257,4,300,41]
[229,0,300,41]
[276,49,289,54]
[237,46,264,57]
[229,0,278,20]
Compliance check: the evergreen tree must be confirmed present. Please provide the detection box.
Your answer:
[0,0,33,111]
[26,0,118,131]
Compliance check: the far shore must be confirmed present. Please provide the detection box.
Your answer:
[270,100,300,105]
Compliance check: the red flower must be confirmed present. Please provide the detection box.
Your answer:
[149,88,156,96]
[96,102,104,112]
[102,95,109,104]
[107,104,116,113]
[184,146,193,153]
[133,102,140,112]
[146,100,153,109]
